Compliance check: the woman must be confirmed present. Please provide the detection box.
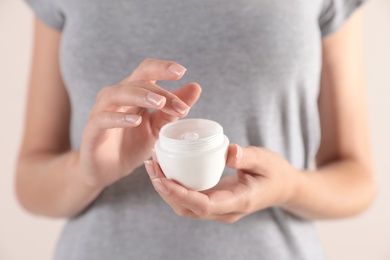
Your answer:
[17,0,375,259]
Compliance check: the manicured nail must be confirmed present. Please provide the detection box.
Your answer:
[168,64,187,76]
[236,144,243,160]
[153,179,170,195]
[172,99,190,115]
[125,115,142,125]
[147,93,166,106]
[144,160,156,178]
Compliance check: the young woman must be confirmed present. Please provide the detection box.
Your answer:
[17,0,375,259]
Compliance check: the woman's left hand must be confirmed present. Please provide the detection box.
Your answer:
[144,144,301,223]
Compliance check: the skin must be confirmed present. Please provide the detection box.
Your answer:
[16,10,375,221]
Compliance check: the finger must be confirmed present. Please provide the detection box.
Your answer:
[217,214,245,224]
[140,81,193,115]
[145,160,192,216]
[226,144,269,174]
[145,161,246,220]
[225,144,240,168]
[171,82,202,107]
[151,148,158,162]
[95,83,165,111]
[144,159,166,179]
[145,160,245,218]
[83,112,142,143]
[125,58,187,83]
[150,83,202,135]
[203,187,247,216]
[95,82,191,117]
[163,176,247,217]
[144,160,208,215]
[157,178,212,216]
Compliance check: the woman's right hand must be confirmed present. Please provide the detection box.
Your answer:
[78,58,202,189]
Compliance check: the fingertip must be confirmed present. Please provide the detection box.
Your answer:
[144,160,153,165]
[226,144,241,169]
[172,99,191,116]
[152,160,167,178]
[168,63,187,78]
[188,82,202,93]
[235,144,243,160]
[144,160,156,178]
[151,148,158,162]
[130,59,187,82]
[187,83,202,101]
[196,83,202,93]
[147,92,167,109]
[125,114,142,126]
[153,178,170,195]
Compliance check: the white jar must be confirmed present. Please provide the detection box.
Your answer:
[155,118,229,191]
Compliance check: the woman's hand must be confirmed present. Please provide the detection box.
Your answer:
[78,58,202,188]
[144,144,301,223]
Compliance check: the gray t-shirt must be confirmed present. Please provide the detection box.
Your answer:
[25,0,366,259]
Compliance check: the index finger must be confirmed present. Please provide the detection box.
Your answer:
[155,174,245,216]
[124,58,187,83]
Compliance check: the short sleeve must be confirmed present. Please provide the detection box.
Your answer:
[24,0,65,31]
[319,0,367,37]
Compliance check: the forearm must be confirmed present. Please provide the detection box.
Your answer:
[16,151,103,218]
[282,159,376,220]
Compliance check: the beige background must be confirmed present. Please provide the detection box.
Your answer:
[0,0,389,259]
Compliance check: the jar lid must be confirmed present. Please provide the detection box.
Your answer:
[158,119,225,153]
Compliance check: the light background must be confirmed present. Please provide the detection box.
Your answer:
[0,0,389,259]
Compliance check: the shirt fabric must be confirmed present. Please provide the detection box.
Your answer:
[25,0,366,259]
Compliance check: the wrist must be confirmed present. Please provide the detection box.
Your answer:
[69,151,105,195]
[280,168,307,212]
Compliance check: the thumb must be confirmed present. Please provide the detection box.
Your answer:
[171,82,202,108]
[226,144,267,175]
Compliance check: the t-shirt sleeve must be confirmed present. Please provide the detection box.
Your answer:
[319,0,368,37]
[24,0,64,31]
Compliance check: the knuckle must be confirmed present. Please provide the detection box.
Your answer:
[219,218,231,224]
[236,185,253,214]
[220,216,240,224]
[139,58,154,72]
[174,208,192,218]
[92,111,119,128]
[96,86,113,103]
[241,196,253,214]
[97,86,110,98]
[174,186,190,199]
[123,81,143,94]
[142,57,154,65]
[197,204,211,216]
[91,111,106,126]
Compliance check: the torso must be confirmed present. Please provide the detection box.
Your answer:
[56,1,325,259]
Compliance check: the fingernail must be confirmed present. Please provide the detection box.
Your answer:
[236,144,243,160]
[125,115,142,125]
[151,148,157,161]
[144,160,156,178]
[147,93,166,106]
[168,64,187,76]
[172,99,190,115]
[153,179,170,195]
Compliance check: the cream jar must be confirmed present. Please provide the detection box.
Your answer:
[155,118,229,191]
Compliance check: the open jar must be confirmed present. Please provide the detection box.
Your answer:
[155,118,229,191]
